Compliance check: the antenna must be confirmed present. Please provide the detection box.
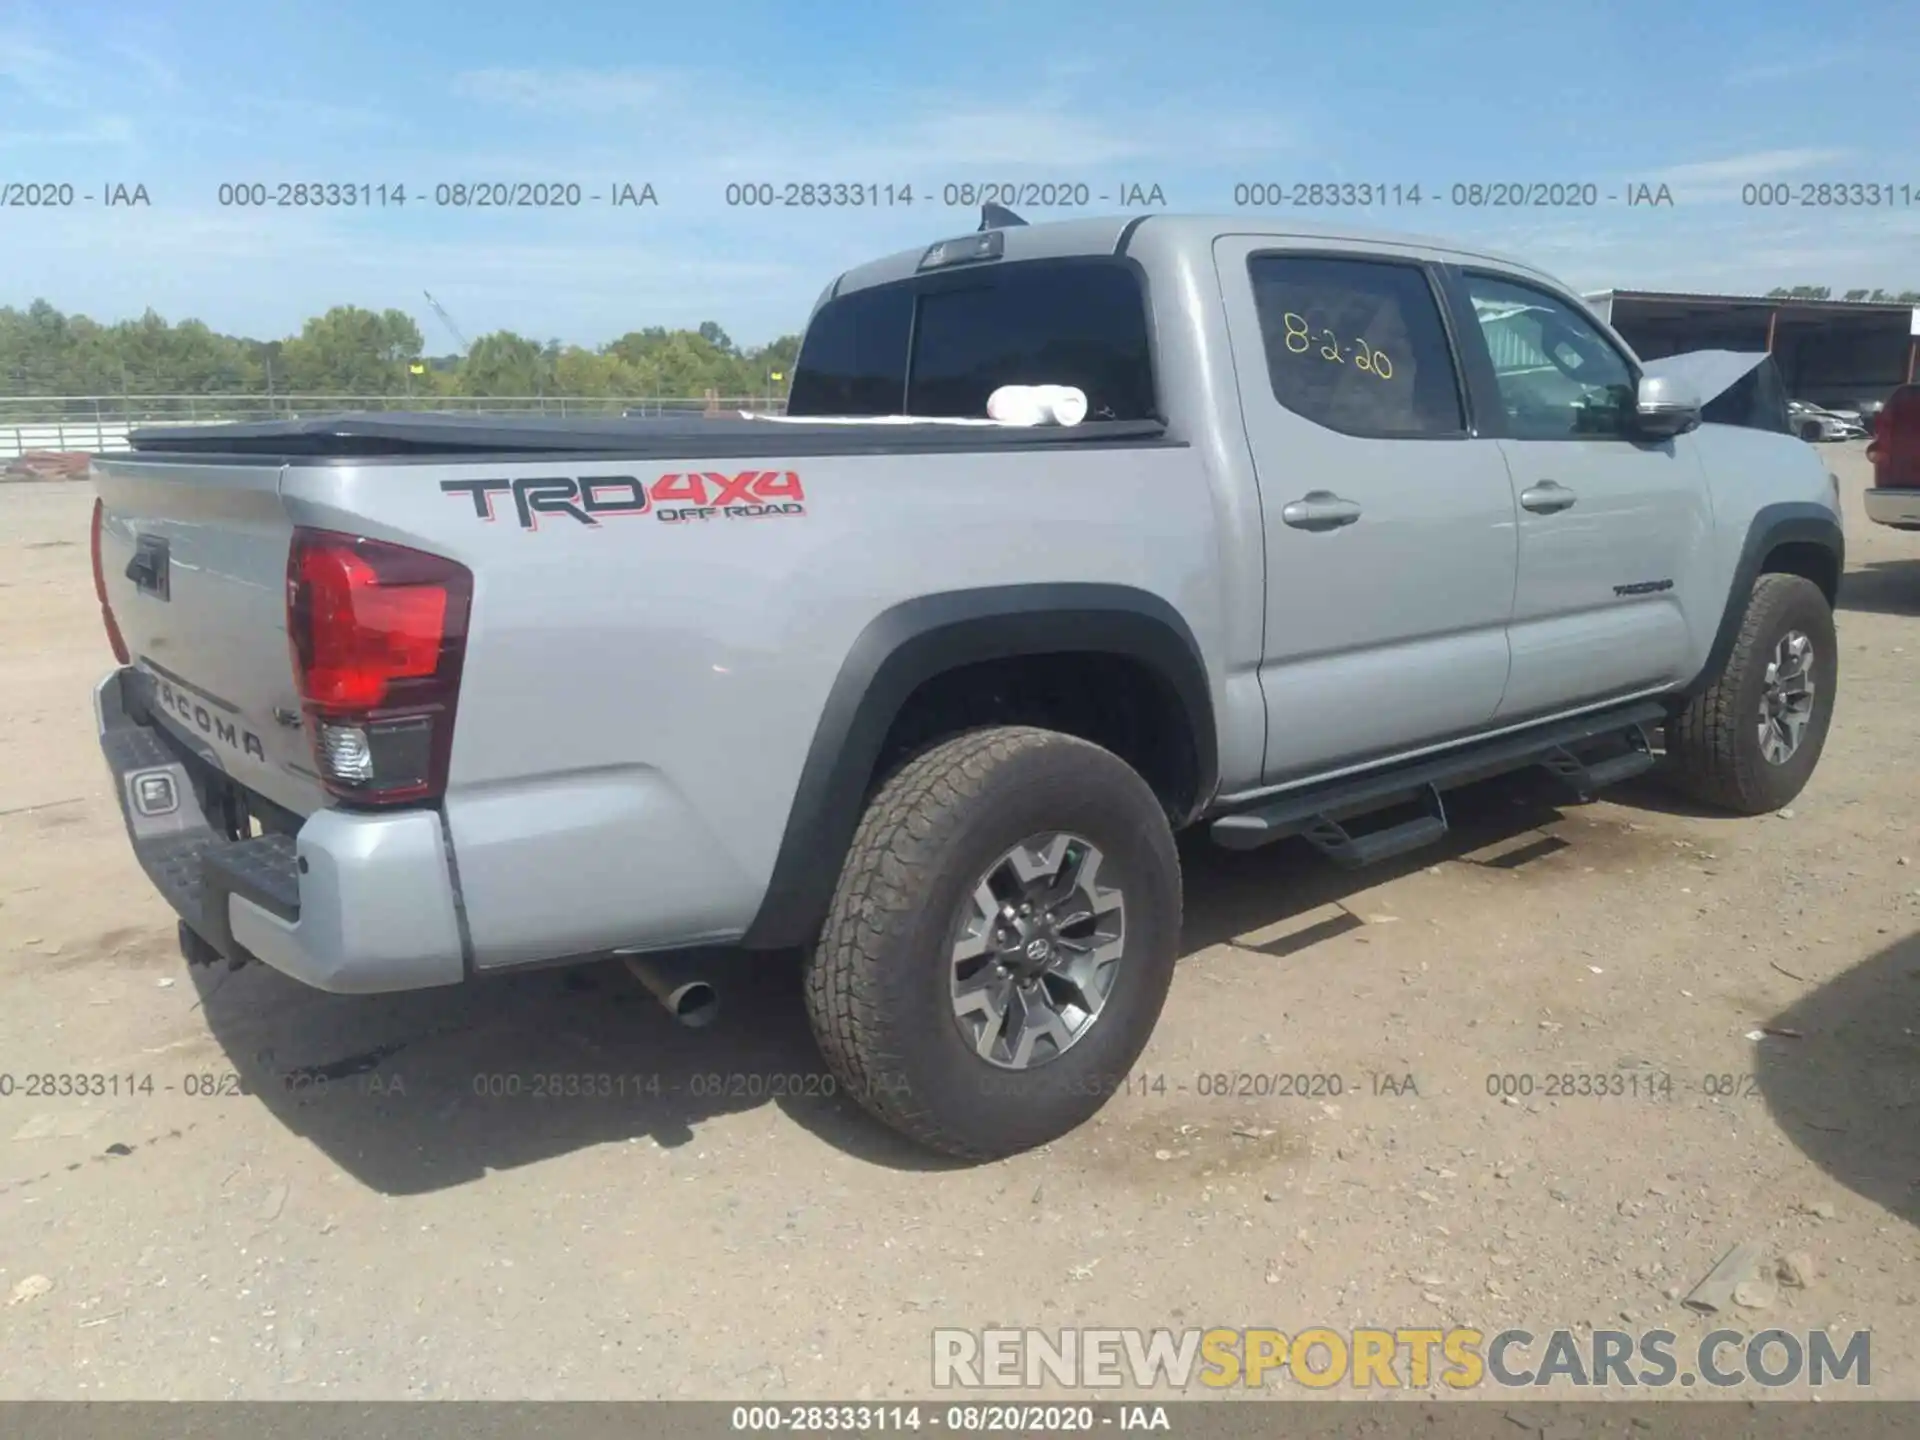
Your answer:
[422,290,471,355]
[979,202,1028,231]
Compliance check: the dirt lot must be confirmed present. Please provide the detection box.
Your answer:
[1,448,1916,1401]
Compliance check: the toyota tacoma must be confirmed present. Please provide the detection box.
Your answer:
[90,211,1845,1159]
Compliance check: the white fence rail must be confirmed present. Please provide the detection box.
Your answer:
[0,395,788,460]
[0,419,233,459]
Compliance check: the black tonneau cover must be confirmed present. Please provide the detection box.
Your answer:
[125,411,1172,460]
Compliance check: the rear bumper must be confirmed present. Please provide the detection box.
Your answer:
[95,668,466,993]
[1864,488,1920,530]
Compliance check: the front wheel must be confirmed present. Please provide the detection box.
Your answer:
[1665,573,1837,814]
[804,726,1182,1160]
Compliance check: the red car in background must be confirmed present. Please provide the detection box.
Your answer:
[1865,384,1920,531]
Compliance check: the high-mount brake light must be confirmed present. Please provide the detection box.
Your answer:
[918,229,1005,272]
[286,529,472,806]
[89,498,131,663]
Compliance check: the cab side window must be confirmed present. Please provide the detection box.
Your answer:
[1462,274,1638,440]
[1247,254,1466,439]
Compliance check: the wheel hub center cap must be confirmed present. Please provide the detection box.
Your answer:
[950,832,1129,1071]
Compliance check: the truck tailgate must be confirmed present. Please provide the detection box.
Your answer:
[93,456,327,818]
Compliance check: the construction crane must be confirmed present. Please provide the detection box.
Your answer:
[422,290,471,355]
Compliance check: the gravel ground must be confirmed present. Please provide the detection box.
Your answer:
[0,446,1915,1401]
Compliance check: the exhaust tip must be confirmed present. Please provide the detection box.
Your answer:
[668,981,719,1029]
[621,953,720,1029]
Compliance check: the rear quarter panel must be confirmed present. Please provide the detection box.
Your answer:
[282,445,1221,966]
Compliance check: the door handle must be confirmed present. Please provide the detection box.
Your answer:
[1519,480,1577,514]
[1281,490,1363,531]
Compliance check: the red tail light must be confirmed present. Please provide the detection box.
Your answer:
[89,498,131,664]
[1873,385,1920,489]
[286,529,472,806]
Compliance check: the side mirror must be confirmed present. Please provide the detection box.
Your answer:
[1633,374,1702,438]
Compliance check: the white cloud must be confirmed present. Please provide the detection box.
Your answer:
[450,67,675,114]
[699,94,1303,178]
[1723,48,1864,87]
[0,31,80,107]
[1638,148,1854,204]
[0,31,139,149]
[0,114,135,147]
[105,40,182,95]
[1645,149,1852,185]
[436,59,1305,186]
[247,95,395,133]
[1493,208,1920,297]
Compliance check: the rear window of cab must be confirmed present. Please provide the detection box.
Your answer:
[786,260,1157,422]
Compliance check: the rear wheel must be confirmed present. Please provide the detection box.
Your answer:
[804,726,1181,1160]
[1666,573,1836,814]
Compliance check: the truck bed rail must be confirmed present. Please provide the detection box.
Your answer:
[127,411,1173,459]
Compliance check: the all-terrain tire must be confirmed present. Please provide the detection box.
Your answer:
[804,726,1182,1161]
[1666,572,1837,814]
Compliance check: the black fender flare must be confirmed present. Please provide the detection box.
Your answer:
[1678,501,1843,698]
[741,583,1218,951]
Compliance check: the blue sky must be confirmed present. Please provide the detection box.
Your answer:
[3,0,1917,350]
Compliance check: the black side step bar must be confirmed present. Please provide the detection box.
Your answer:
[1538,721,1657,798]
[1299,783,1449,870]
[1210,699,1666,855]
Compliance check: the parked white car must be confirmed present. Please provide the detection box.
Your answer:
[1789,401,1868,443]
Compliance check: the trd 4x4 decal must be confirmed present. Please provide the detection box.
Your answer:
[440,470,806,530]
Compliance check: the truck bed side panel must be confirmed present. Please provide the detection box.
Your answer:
[281,444,1219,967]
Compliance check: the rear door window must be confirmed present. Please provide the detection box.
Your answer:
[1247,254,1467,438]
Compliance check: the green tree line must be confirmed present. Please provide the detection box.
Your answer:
[0,299,803,398]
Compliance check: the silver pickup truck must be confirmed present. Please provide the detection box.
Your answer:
[90,212,1845,1159]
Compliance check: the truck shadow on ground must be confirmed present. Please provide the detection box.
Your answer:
[188,769,1634,1190]
[1754,929,1920,1229]
[1837,558,1920,618]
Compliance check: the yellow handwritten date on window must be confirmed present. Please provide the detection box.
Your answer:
[1281,312,1394,379]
